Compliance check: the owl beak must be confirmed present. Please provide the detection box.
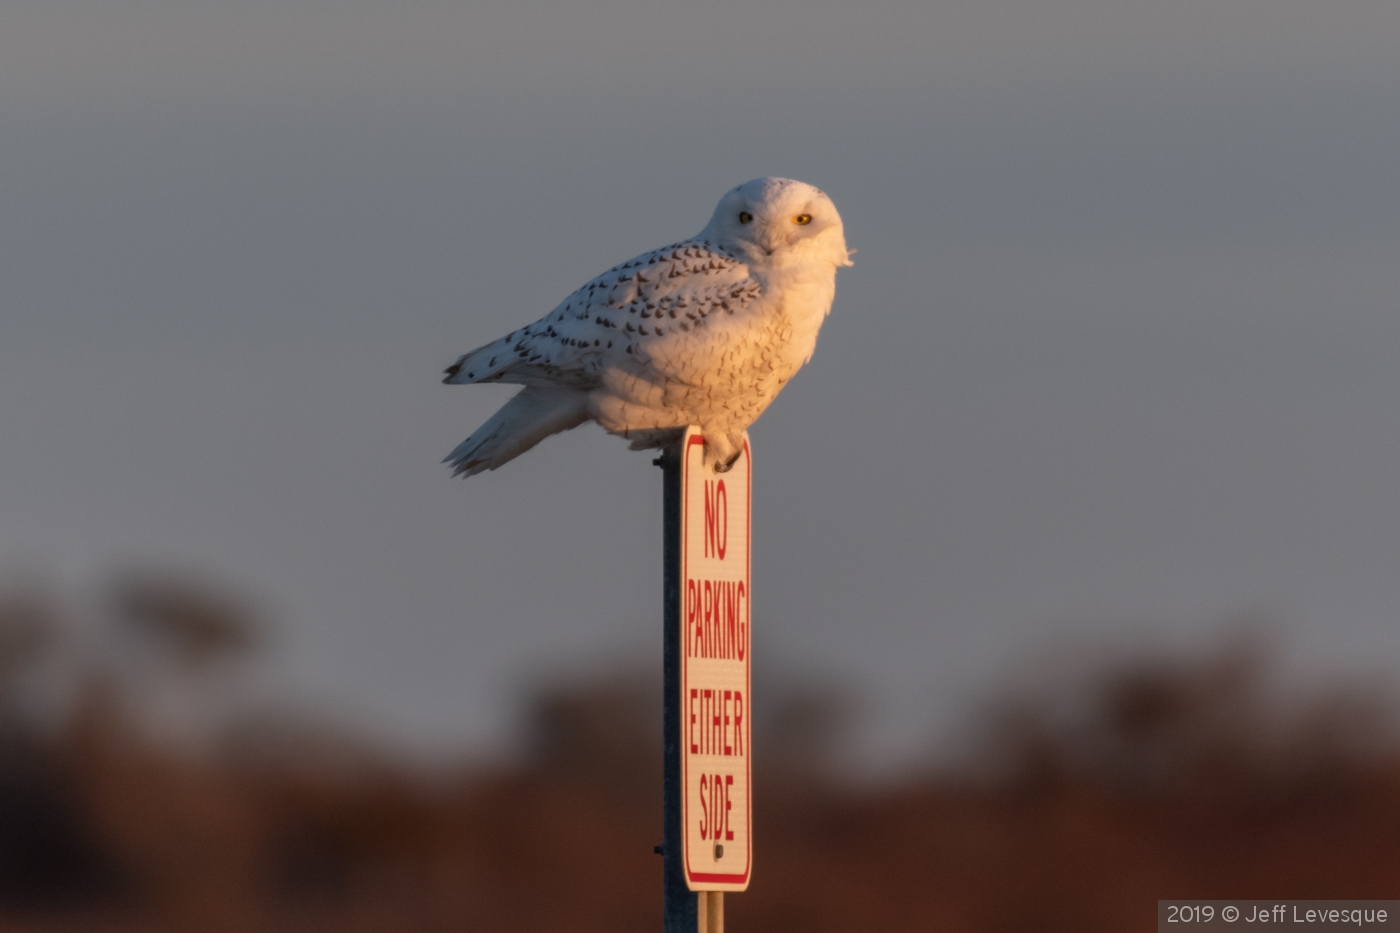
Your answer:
[754,224,786,255]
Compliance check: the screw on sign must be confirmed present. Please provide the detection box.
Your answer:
[681,428,752,891]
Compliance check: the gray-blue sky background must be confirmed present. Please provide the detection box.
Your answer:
[3,0,1399,765]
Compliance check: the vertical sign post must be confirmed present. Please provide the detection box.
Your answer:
[662,427,752,933]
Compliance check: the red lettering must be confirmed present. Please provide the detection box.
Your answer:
[702,581,712,657]
[689,578,754,660]
[704,481,716,558]
[718,582,725,658]
[711,692,722,754]
[724,582,736,659]
[724,775,734,840]
[723,689,732,755]
[737,582,747,661]
[715,481,727,559]
[704,480,728,560]
[702,690,712,754]
[689,688,698,754]
[704,481,713,557]
[734,691,744,757]
[699,774,709,840]
[686,579,698,657]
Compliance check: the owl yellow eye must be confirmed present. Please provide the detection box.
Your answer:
[794,214,812,225]
[738,211,753,224]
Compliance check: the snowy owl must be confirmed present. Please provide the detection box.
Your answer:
[442,177,852,476]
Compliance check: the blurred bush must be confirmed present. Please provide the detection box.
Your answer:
[0,578,1398,933]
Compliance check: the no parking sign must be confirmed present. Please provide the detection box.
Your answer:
[678,426,752,892]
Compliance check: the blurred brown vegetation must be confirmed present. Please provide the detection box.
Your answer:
[2,580,1399,933]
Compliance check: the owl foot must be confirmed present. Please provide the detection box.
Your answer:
[703,431,746,472]
[711,449,743,473]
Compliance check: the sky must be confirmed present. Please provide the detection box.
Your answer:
[2,0,1399,768]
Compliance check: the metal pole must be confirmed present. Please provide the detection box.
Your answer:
[698,891,724,933]
[660,444,699,932]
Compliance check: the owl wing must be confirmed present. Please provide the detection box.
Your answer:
[443,239,762,389]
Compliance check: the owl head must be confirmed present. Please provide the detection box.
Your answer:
[703,177,853,269]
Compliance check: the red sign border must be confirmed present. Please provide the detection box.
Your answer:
[680,430,753,889]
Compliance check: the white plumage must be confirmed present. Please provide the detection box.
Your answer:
[442,177,852,476]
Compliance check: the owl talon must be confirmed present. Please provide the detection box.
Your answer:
[707,444,743,473]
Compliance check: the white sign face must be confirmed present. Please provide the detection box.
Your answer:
[679,427,752,892]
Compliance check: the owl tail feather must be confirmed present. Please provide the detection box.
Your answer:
[444,387,590,477]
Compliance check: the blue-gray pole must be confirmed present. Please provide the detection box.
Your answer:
[660,446,699,932]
